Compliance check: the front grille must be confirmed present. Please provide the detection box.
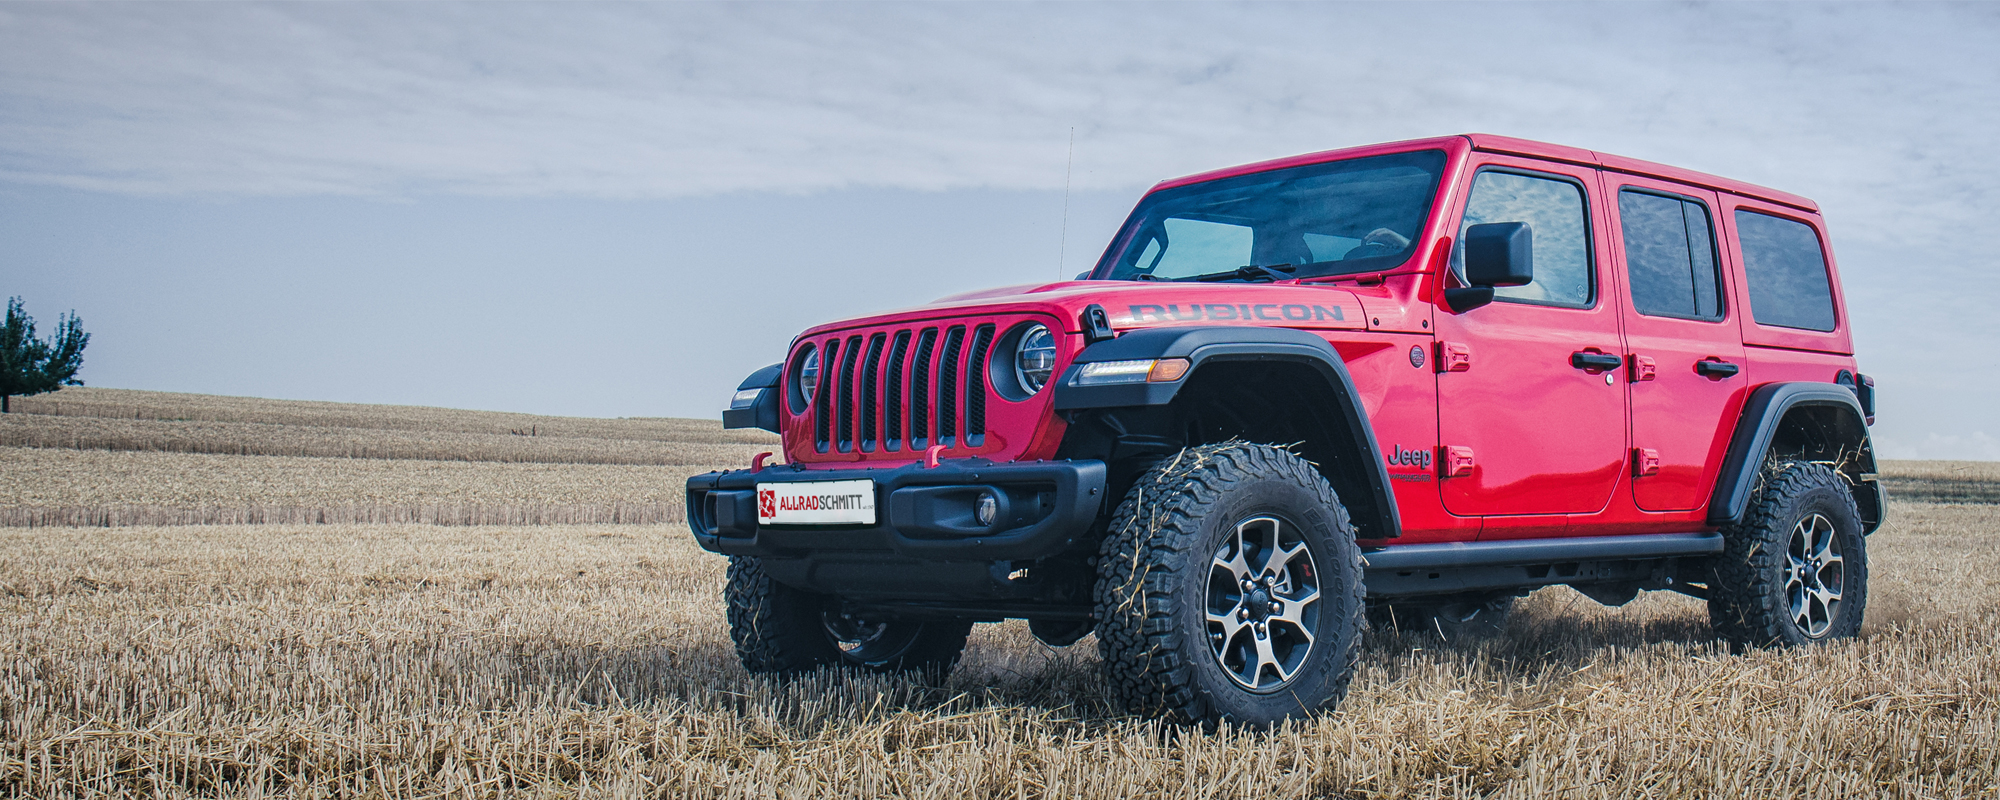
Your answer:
[802,321,1008,455]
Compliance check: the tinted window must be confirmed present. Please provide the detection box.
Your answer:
[1620,190,1723,320]
[1097,150,1447,282]
[1736,210,1836,331]
[1455,170,1592,308]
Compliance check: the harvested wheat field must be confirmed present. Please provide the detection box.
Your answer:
[1,389,1996,798]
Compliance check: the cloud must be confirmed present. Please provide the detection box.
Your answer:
[1,2,1995,229]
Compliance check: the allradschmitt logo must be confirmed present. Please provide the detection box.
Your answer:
[757,489,777,519]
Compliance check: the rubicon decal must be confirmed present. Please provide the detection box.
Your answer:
[1120,303,1346,324]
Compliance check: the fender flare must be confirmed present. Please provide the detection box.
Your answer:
[721,363,783,434]
[1052,326,1401,539]
[1708,381,1882,531]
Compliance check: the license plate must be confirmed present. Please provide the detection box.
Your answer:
[756,479,876,525]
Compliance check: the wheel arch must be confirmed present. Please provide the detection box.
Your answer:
[1708,381,1884,532]
[1051,326,1400,540]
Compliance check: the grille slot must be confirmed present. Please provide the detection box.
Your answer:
[859,334,886,451]
[813,337,839,451]
[884,331,910,450]
[910,328,937,447]
[836,335,861,451]
[936,326,965,445]
[964,324,995,446]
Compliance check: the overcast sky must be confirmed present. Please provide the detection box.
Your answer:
[1,2,1996,459]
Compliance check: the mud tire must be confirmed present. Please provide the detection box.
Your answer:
[726,556,973,676]
[1093,442,1366,727]
[1707,461,1869,649]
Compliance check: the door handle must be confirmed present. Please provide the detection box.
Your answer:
[1696,360,1740,378]
[1570,351,1623,371]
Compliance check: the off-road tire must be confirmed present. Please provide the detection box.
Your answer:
[1093,442,1366,727]
[1707,461,1869,649]
[726,556,973,676]
[1369,594,1514,640]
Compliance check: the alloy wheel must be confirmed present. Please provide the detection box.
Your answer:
[1785,513,1845,638]
[1205,515,1321,692]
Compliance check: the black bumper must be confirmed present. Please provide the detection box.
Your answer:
[686,458,1108,562]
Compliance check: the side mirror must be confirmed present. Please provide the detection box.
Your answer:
[1444,222,1534,312]
[1074,271,1092,281]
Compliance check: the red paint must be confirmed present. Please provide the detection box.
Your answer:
[760,134,1863,547]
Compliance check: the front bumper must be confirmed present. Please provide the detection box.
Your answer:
[686,458,1108,562]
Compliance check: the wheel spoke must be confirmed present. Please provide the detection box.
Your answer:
[1253,629,1286,684]
[1213,547,1254,584]
[1810,516,1838,563]
[1206,608,1250,642]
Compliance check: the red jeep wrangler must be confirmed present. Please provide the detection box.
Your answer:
[689,134,1882,726]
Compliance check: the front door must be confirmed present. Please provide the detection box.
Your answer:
[1435,157,1628,518]
[1608,177,1749,513]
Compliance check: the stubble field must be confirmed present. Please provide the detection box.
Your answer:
[2,388,1995,798]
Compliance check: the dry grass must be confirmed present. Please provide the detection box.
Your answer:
[2,500,1995,798]
[0,414,762,466]
[7,387,777,446]
[0,447,732,527]
[3,388,1997,796]
[1,387,775,528]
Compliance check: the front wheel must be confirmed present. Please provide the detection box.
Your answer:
[1094,442,1365,727]
[725,557,973,676]
[1707,461,1869,649]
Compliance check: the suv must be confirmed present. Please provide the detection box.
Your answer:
[688,134,1882,727]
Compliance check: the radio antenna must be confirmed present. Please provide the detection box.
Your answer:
[1059,126,1074,279]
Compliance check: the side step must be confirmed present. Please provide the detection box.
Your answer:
[1361,533,1723,599]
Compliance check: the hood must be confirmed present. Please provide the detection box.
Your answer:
[797,280,1369,339]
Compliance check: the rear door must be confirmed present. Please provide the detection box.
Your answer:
[1434,156,1628,518]
[1606,177,1748,513]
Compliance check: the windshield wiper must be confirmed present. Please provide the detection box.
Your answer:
[1173,263,1296,283]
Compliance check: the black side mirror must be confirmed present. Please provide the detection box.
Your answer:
[1444,222,1534,312]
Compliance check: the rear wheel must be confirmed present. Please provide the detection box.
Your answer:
[726,556,973,676]
[1094,442,1365,727]
[1708,460,1869,649]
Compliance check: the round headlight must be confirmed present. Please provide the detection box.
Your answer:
[1014,324,1056,394]
[797,344,820,406]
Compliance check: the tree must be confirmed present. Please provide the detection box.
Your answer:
[0,297,90,413]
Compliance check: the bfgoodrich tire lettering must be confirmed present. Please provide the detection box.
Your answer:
[726,556,973,676]
[1093,442,1366,727]
[1708,461,1869,648]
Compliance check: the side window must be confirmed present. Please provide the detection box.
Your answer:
[1735,210,1836,332]
[1457,170,1592,308]
[1137,218,1253,279]
[1619,190,1723,320]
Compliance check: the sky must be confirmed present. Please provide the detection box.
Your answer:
[0,2,1996,459]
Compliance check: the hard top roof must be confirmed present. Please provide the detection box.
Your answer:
[1150,134,1818,213]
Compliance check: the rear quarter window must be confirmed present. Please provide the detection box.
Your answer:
[1735,210,1836,332]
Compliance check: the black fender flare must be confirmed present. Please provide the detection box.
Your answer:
[1052,326,1401,539]
[721,362,782,434]
[1708,381,1883,531]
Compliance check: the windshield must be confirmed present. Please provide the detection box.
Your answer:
[1093,149,1447,282]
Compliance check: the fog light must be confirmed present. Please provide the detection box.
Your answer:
[975,492,999,526]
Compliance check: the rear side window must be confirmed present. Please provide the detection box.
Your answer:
[1619,190,1722,320]
[1456,170,1593,308]
[1736,210,1836,332]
